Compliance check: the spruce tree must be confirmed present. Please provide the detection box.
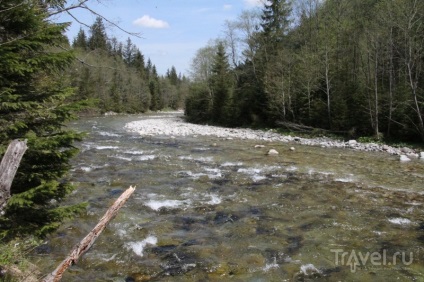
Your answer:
[73,27,88,50]
[88,17,108,51]
[0,0,86,237]
[210,42,232,124]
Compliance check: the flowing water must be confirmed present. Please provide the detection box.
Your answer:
[30,113,424,281]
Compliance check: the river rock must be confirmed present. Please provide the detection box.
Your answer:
[401,147,414,154]
[348,140,357,146]
[290,147,295,151]
[104,111,117,116]
[255,145,265,148]
[420,152,424,159]
[407,153,419,159]
[382,145,390,151]
[267,149,279,155]
[400,155,411,162]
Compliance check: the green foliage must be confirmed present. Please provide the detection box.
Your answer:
[210,42,233,124]
[185,83,211,123]
[68,21,188,113]
[0,0,87,238]
[187,0,424,142]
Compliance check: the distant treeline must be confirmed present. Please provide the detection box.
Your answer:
[185,0,424,142]
[69,17,189,114]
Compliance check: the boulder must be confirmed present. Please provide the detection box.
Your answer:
[420,152,424,159]
[401,147,413,154]
[382,145,390,151]
[406,153,419,159]
[348,140,357,146]
[400,155,411,162]
[267,149,279,155]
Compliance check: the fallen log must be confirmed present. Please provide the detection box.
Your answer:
[42,185,136,282]
[276,121,348,135]
[0,139,28,212]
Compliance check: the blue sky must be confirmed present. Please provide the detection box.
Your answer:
[56,0,264,76]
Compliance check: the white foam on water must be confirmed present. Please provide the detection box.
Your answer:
[262,258,279,272]
[237,168,263,174]
[221,162,243,167]
[136,155,156,161]
[286,166,298,172]
[109,155,132,161]
[98,131,121,137]
[95,145,120,150]
[204,168,222,179]
[388,218,412,225]
[79,166,92,172]
[126,235,157,257]
[252,175,267,182]
[179,155,214,162]
[123,150,145,155]
[300,264,321,275]
[205,194,222,205]
[335,174,355,183]
[237,167,268,182]
[144,199,189,211]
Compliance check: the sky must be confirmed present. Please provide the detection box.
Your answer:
[56,0,265,76]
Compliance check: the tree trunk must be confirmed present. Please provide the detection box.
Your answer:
[43,186,136,282]
[0,139,28,212]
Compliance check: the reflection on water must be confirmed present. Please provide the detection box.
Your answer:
[30,113,424,281]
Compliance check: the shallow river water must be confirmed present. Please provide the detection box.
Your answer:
[30,113,424,281]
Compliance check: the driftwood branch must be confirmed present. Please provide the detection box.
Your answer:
[0,139,28,211]
[43,186,136,282]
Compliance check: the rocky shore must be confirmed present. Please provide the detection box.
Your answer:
[125,113,424,161]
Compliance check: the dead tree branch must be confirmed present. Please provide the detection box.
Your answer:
[0,139,28,212]
[42,185,136,282]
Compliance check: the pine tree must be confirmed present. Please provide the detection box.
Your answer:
[88,17,108,51]
[72,27,88,50]
[210,42,233,124]
[0,0,86,237]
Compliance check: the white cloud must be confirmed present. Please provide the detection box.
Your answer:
[244,0,266,7]
[133,15,169,29]
[223,4,232,11]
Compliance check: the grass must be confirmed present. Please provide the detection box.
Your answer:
[0,237,42,281]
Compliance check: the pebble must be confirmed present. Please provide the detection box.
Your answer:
[124,113,419,159]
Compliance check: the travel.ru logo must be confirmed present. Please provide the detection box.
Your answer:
[331,249,414,273]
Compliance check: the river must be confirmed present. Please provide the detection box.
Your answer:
[30,113,424,281]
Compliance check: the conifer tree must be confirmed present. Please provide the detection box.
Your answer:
[210,42,233,124]
[0,0,86,237]
[73,27,88,50]
[88,17,108,51]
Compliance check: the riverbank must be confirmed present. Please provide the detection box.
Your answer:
[125,113,424,160]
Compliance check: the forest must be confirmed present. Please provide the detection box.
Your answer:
[185,0,424,143]
[70,17,189,114]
